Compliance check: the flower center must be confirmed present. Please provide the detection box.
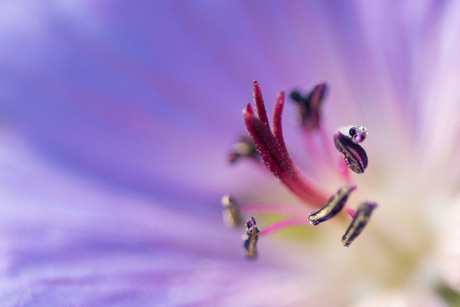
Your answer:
[223,81,460,304]
[225,81,378,259]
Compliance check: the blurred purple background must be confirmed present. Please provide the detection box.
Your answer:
[0,1,458,305]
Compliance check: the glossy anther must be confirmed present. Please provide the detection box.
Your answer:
[289,83,328,131]
[243,217,260,259]
[308,185,356,225]
[228,136,259,164]
[221,195,243,227]
[342,202,377,247]
[334,131,368,174]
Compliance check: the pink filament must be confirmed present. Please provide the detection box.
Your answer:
[302,132,325,167]
[318,124,335,163]
[347,207,356,218]
[241,204,305,215]
[259,216,307,237]
[339,158,353,184]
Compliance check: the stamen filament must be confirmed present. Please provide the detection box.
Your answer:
[259,216,306,237]
[241,204,305,215]
[302,132,325,169]
[339,158,353,184]
[318,125,339,172]
[347,208,356,218]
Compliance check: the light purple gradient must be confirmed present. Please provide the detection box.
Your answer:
[0,1,460,305]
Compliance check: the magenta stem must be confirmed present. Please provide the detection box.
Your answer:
[339,158,353,184]
[318,124,336,165]
[346,207,356,218]
[241,204,305,215]
[302,132,324,167]
[259,216,307,237]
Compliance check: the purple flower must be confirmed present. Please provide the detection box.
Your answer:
[1,1,460,306]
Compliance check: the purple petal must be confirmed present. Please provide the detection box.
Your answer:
[0,1,460,305]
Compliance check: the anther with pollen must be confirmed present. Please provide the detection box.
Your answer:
[243,217,260,259]
[221,195,243,227]
[308,185,356,225]
[228,135,259,164]
[342,202,377,247]
[334,127,369,174]
[290,83,328,131]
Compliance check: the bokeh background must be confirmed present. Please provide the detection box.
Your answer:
[0,1,459,306]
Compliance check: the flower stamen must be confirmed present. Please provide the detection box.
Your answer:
[228,135,260,164]
[290,83,328,131]
[342,202,377,247]
[308,185,357,225]
[259,216,306,237]
[240,203,305,215]
[243,217,260,259]
[221,195,243,227]
[334,128,369,174]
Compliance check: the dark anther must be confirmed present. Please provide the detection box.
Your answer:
[228,135,259,164]
[221,195,242,227]
[289,90,303,102]
[334,131,368,174]
[342,202,377,247]
[243,217,260,259]
[289,83,328,131]
[308,185,356,225]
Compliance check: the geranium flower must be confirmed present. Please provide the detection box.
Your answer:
[1,1,460,306]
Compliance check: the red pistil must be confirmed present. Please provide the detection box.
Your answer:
[243,81,327,207]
